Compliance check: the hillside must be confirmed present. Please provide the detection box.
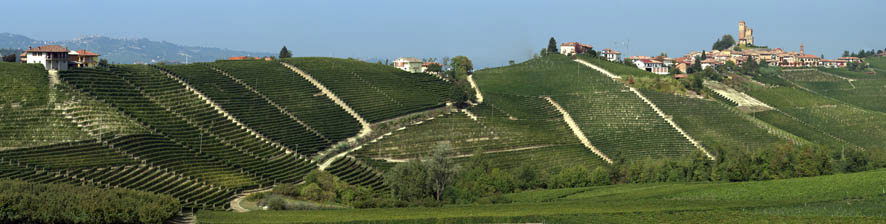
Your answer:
[0,58,459,209]
[1,55,884,217]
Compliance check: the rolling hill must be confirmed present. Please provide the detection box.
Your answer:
[1,55,884,215]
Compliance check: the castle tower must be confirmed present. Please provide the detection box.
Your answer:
[738,21,747,40]
[800,43,805,54]
[747,28,754,45]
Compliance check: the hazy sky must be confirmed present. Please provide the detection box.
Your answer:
[7,0,884,68]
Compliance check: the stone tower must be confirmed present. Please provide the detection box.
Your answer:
[800,43,805,54]
[738,21,754,46]
[746,28,754,45]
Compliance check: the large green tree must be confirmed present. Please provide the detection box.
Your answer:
[547,37,558,53]
[712,34,736,51]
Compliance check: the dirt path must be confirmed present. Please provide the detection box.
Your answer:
[371,145,557,163]
[230,188,273,212]
[466,75,484,103]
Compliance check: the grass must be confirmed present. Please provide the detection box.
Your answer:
[197,168,886,223]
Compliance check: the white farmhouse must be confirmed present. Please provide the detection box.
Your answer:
[633,59,668,75]
[24,45,70,71]
[393,57,423,73]
[601,49,622,62]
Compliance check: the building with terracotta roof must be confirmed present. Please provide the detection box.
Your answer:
[68,50,101,68]
[601,48,622,61]
[21,45,101,71]
[559,42,593,56]
[393,57,423,73]
[632,59,668,75]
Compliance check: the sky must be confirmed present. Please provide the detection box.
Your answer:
[6,0,884,68]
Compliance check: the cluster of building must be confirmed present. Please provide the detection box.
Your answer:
[558,42,624,62]
[227,56,274,61]
[623,21,866,75]
[18,45,101,71]
[393,57,442,74]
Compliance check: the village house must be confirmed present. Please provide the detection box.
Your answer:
[20,45,101,71]
[821,59,847,68]
[23,45,70,71]
[633,59,668,75]
[68,50,101,68]
[700,59,723,70]
[228,56,273,61]
[393,57,423,73]
[559,42,593,56]
[600,49,622,61]
[838,57,862,63]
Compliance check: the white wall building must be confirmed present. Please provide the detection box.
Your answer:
[601,49,622,62]
[24,45,70,71]
[633,59,668,75]
[393,57,423,73]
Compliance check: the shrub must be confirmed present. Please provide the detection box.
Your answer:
[0,179,180,224]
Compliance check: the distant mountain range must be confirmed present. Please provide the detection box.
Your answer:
[0,33,271,64]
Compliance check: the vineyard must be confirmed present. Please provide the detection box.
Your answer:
[640,90,786,151]
[282,57,458,123]
[2,54,885,220]
[211,60,361,143]
[159,63,331,155]
[745,85,885,151]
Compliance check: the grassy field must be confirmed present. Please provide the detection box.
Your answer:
[197,168,886,223]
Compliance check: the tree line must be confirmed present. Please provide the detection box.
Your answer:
[381,142,882,206]
[0,179,181,224]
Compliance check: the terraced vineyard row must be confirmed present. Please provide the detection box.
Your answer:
[745,86,885,151]
[283,57,458,122]
[640,90,785,150]
[0,137,237,209]
[325,156,388,190]
[211,60,361,143]
[553,91,696,159]
[780,68,886,113]
[60,67,316,188]
[159,64,330,155]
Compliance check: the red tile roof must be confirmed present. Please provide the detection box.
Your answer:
[25,45,69,53]
[838,57,860,60]
[74,50,100,56]
[799,54,820,58]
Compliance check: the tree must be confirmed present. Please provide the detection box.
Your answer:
[449,56,475,104]
[508,60,515,65]
[2,54,16,62]
[547,37,558,53]
[700,50,707,60]
[842,50,851,57]
[426,144,457,201]
[425,63,442,73]
[712,34,736,51]
[279,46,292,58]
